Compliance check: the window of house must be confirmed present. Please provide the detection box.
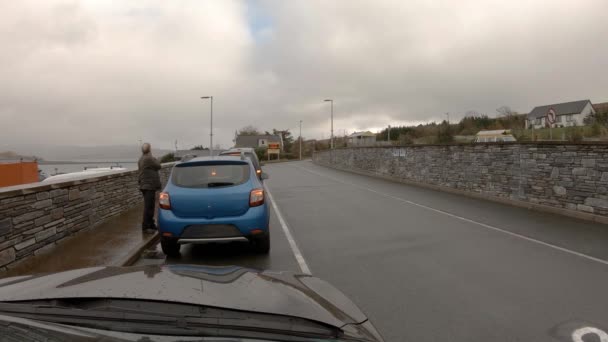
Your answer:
[556,115,562,123]
[566,115,574,122]
[535,118,542,125]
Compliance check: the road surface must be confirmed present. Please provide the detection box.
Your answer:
[138,160,608,342]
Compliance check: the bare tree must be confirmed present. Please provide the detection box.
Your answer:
[496,106,517,117]
[465,110,482,117]
[238,125,261,136]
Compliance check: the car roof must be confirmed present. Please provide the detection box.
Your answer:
[178,156,249,165]
[222,148,255,153]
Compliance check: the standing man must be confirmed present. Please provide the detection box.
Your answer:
[138,143,161,233]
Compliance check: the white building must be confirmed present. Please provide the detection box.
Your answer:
[347,131,376,146]
[526,100,595,129]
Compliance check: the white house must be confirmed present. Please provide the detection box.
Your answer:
[526,100,595,129]
[347,131,376,146]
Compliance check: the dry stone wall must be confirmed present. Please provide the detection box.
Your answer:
[0,164,173,271]
[313,143,608,221]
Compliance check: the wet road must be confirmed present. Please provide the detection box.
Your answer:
[138,160,608,342]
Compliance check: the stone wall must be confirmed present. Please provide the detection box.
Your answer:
[313,143,608,222]
[0,165,173,271]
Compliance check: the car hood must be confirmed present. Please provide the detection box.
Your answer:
[0,265,367,329]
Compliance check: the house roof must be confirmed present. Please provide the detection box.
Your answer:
[234,135,281,148]
[528,100,592,119]
[593,102,608,113]
[349,131,376,137]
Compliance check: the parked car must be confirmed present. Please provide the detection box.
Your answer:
[220,147,263,179]
[158,156,270,257]
[0,264,384,341]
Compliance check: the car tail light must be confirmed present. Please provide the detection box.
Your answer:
[249,189,264,207]
[256,169,262,174]
[159,192,171,209]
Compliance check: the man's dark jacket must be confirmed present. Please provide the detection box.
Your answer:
[138,153,162,190]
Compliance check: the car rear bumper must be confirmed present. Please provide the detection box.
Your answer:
[177,236,250,244]
[158,204,269,240]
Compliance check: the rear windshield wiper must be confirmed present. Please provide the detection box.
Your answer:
[206,182,235,187]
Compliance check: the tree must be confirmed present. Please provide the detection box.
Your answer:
[291,136,308,158]
[238,125,261,136]
[496,106,516,117]
[272,129,294,153]
[584,108,608,126]
[190,145,209,150]
[437,121,454,144]
[160,153,176,163]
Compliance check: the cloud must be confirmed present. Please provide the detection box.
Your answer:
[1,0,608,154]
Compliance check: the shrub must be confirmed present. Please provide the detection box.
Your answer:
[566,127,584,142]
[255,147,266,161]
[160,153,176,163]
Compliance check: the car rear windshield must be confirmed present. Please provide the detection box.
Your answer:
[172,162,250,188]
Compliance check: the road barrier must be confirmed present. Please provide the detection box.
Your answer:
[313,143,608,224]
[0,164,173,272]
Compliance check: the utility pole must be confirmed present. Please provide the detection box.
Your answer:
[174,140,178,154]
[201,96,213,156]
[299,120,303,160]
[446,112,450,124]
[324,99,334,149]
[388,125,391,142]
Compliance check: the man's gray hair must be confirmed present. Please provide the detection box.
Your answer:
[141,143,151,154]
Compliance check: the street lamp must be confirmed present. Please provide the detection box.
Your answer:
[324,99,334,149]
[299,120,303,160]
[201,96,213,156]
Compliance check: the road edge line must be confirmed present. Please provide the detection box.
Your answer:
[295,163,608,267]
[115,232,160,267]
[266,187,312,275]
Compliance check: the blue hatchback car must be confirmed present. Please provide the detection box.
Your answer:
[158,156,270,256]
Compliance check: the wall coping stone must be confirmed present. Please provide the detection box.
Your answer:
[316,141,608,151]
[0,163,174,199]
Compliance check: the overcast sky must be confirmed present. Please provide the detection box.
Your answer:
[2,0,608,150]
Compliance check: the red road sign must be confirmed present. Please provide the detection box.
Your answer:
[546,108,557,125]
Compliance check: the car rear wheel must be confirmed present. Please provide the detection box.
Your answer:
[161,237,180,257]
[252,232,270,254]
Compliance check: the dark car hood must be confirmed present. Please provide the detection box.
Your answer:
[0,265,367,329]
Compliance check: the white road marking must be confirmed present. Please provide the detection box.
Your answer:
[572,326,608,342]
[294,163,608,267]
[266,187,312,275]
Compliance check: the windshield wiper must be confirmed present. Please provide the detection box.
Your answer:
[0,299,345,341]
[206,182,234,187]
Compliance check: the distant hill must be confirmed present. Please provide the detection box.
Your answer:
[0,151,39,161]
[2,145,173,162]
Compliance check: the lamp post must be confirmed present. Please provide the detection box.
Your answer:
[299,120,303,160]
[445,112,450,124]
[324,99,334,149]
[201,96,213,156]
